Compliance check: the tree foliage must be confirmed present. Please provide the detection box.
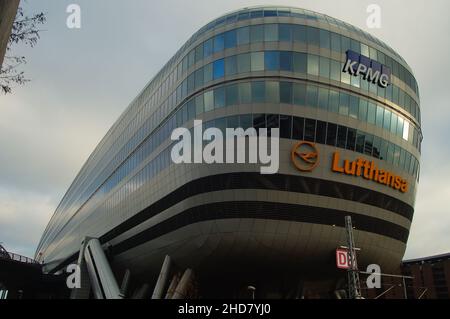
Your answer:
[0,6,46,94]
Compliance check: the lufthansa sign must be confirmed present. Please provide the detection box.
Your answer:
[343,50,391,88]
[291,142,408,193]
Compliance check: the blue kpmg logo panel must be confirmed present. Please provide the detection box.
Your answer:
[343,50,391,88]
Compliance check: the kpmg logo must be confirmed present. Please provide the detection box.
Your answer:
[343,50,391,88]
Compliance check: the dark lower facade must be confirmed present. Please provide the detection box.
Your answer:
[35,6,422,298]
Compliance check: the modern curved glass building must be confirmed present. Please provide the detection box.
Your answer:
[36,6,422,298]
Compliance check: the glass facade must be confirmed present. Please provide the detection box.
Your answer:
[36,7,422,264]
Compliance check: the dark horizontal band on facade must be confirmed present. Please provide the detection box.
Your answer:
[112,199,409,258]
[48,173,413,273]
[102,172,414,247]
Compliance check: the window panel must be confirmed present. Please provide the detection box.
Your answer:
[293,25,307,43]
[213,59,225,79]
[280,82,293,104]
[364,134,373,156]
[329,89,339,113]
[349,95,359,119]
[213,34,225,53]
[251,52,264,71]
[279,24,292,42]
[366,102,375,125]
[330,59,341,81]
[339,92,349,116]
[204,63,213,83]
[383,109,391,131]
[237,26,250,45]
[239,82,251,104]
[293,52,307,73]
[251,81,265,103]
[337,125,347,148]
[225,55,237,76]
[304,119,316,142]
[293,83,306,105]
[293,117,304,140]
[319,29,330,49]
[265,51,280,70]
[266,81,279,103]
[316,120,327,144]
[331,32,341,53]
[224,30,237,49]
[319,56,330,78]
[280,51,293,71]
[307,54,319,76]
[307,26,320,47]
[280,115,292,138]
[214,87,225,109]
[318,87,328,110]
[250,25,264,43]
[237,53,251,73]
[225,84,238,106]
[240,114,252,129]
[356,132,365,153]
[306,85,318,108]
[346,128,356,151]
[204,91,214,112]
[253,114,266,130]
[376,105,384,127]
[326,123,337,146]
[264,24,278,42]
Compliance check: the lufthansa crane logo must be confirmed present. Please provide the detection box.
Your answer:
[291,141,319,172]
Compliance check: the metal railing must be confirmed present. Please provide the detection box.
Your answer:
[6,252,39,264]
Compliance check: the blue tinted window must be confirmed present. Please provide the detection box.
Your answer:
[318,88,328,110]
[252,81,265,103]
[213,59,224,79]
[264,10,277,17]
[250,25,264,42]
[266,81,279,103]
[237,53,251,73]
[319,56,330,78]
[307,54,319,76]
[204,38,213,57]
[349,96,359,119]
[280,82,293,104]
[367,102,376,124]
[319,29,330,49]
[339,92,349,116]
[293,25,306,43]
[329,90,339,113]
[265,51,280,70]
[293,83,306,105]
[264,24,278,42]
[226,84,238,106]
[214,87,225,108]
[225,55,237,76]
[237,27,250,45]
[361,99,370,122]
[331,33,341,52]
[306,85,318,108]
[279,24,292,42]
[307,27,320,46]
[214,34,225,52]
[224,30,237,49]
[293,52,307,73]
[280,51,293,71]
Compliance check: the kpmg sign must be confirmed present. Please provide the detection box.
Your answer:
[343,50,391,88]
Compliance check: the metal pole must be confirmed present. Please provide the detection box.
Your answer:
[402,277,407,299]
[152,255,172,299]
[345,216,362,299]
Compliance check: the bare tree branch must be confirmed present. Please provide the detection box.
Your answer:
[0,6,46,94]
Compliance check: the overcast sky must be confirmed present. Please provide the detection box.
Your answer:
[0,0,449,260]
